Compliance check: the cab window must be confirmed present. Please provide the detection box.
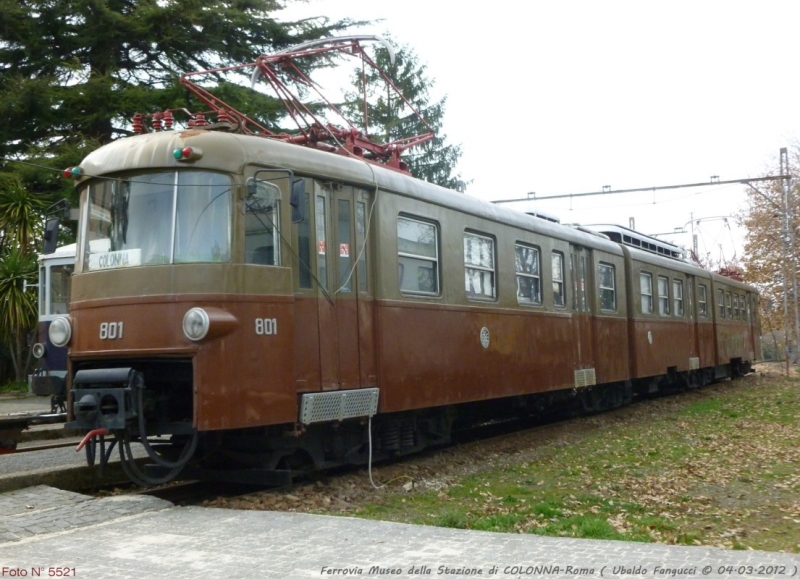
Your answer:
[245,178,281,265]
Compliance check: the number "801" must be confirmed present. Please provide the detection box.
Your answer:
[99,321,123,340]
[255,318,277,335]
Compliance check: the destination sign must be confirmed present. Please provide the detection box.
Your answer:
[88,248,142,270]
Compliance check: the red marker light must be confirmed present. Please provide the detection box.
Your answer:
[62,166,83,179]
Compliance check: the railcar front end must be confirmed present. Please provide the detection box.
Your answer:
[56,130,344,485]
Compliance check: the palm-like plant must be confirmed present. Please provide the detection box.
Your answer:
[0,248,38,383]
[0,175,47,383]
[0,174,46,254]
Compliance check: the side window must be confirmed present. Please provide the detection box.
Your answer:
[673,279,684,317]
[398,216,439,295]
[245,179,281,266]
[733,294,740,320]
[552,251,566,308]
[515,243,541,305]
[598,263,616,312]
[698,284,708,318]
[726,291,732,318]
[640,272,654,314]
[718,289,725,318]
[658,275,670,315]
[464,232,496,300]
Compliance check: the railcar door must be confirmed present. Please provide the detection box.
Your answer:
[314,182,375,391]
[686,275,700,368]
[570,246,596,373]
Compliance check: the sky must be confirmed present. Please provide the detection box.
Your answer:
[277,1,800,266]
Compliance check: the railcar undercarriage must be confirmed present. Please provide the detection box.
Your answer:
[66,358,752,487]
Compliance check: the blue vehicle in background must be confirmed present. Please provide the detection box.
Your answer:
[30,243,75,413]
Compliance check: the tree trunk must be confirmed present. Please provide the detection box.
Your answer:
[9,330,31,384]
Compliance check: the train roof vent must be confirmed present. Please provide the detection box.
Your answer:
[582,224,684,260]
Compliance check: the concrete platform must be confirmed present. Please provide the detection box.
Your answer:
[0,392,55,415]
[0,393,69,443]
[0,486,798,579]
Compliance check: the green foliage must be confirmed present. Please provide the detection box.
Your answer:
[0,247,37,331]
[344,39,467,190]
[0,174,47,252]
[0,246,38,383]
[0,380,28,394]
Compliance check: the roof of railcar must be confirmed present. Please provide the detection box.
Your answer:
[80,130,624,256]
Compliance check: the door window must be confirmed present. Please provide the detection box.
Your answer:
[315,195,327,290]
[337,199,352,292]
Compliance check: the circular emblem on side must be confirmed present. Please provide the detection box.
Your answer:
[647,331,653,344]
[480,327,490,349]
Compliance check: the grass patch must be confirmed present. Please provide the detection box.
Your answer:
[347,371,800,552]
[0,381,28,394]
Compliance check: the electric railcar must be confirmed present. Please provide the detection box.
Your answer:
[52,126,760,485]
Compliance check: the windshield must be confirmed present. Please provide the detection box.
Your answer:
[82,171,231,271]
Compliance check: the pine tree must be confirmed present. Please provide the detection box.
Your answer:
[345,40,466,190]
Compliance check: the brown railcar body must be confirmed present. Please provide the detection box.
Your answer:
[59,128,761,484]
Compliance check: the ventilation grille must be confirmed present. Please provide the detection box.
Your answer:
[574,368,597,388]
[299,388,379,425]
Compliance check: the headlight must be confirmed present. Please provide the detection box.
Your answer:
[49,317,72,347]
[183,308,210,341]
[32,343,46,359]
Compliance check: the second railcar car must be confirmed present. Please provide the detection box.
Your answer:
[30,243,75,413]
